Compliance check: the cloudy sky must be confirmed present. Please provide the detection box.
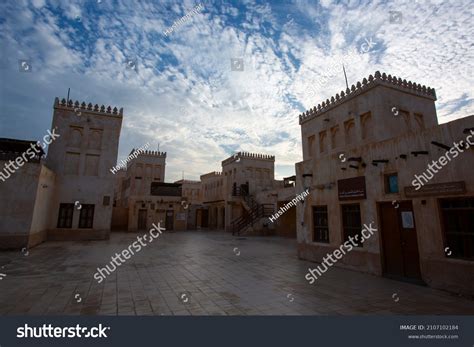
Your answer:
[0,0,472,181]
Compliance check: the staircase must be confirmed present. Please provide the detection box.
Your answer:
[231,185,274,236]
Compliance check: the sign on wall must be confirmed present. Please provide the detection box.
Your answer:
[401,211,414,229]
[337,176,367,201]
[404,181,466,198]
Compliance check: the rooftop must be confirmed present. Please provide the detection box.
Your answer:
[299,71,437,125]
[0,138,45,162]
[222,152,275,166]
[54,97,123,117]
[200,171,222,180]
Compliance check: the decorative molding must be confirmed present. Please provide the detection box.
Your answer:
[299,71,437,125]
[54,97,123,117]
[222,151,275,166]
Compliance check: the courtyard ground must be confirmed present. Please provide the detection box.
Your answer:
[0,231,473,315]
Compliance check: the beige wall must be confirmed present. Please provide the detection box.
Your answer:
[127,196,187,232]
[28,165,56,246]
[296,89,474,296]
[201,172,224,202]
[45,98,122,237]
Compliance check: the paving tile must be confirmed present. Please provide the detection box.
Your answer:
[1,231,473,316]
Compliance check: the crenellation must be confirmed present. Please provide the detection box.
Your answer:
[54,97,123,117]
[299,71,437,125]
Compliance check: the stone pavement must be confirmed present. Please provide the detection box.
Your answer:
[0,231,473,315]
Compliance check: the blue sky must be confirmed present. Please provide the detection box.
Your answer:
[0,0,472,181]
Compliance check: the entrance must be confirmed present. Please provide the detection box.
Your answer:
[201,209,209,228]
[165,210,174,231]
[138,209,147,230]
[379,201,422,281]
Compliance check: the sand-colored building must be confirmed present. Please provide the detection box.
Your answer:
[295,71,474,295]
[173,179,203,229]
[113,150,188,231]
[0,98,123,248]
[0,98,298,249]
[200,171,225,229]
[198,152,297,236]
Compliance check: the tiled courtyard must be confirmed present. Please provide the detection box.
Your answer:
[1,231,473,315]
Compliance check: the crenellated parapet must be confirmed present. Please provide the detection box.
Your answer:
[298,71,437,125]
[141,150,166,157]
[222,152,275,166]
[200,171,222,180]
[129,148,166,158]
[54,97,123,117]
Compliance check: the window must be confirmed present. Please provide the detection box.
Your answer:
[122,177,131,190]
[307,135,315,157]
[57,203,74,228]
[344,119,355,145]
[78,204,94,228]
[68,127,83,147]
[384,173,399,193]
[103,196,110,206]
[85,154,100,176]
[342,204,362,247]
[330,125,340,149]
[414,113,424,130]
[400,110,410,130]
[319,131,327,153]
[441,198,474,259]
[313,206,329,243]
[360,112,372,139]
[145,164,152,178]
[88,129,103,150]
[64,152,80,175]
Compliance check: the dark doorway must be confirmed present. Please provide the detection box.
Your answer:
[379,201,422,282]
[221,207,225,229]
[201,209,209,228]
[165,210,174,230]
[138,209,147,230]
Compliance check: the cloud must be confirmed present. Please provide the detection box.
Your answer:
[0,0,472,182]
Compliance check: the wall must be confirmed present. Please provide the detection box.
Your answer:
[296,115,474,295]
[0,162,41,249]
[28,165,56,247]
[45,99,122,239]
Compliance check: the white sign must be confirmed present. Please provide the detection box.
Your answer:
[401,211,414,229]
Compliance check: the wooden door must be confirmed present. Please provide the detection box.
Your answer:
[138,209,147,230]
[379,201,422,280]
[165,210,174,231]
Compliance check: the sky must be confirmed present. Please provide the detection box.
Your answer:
[0,0,473,182]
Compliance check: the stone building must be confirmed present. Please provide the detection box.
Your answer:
[174,179,203,230]
[0,99,299,249]
[200,171,225,229]
[113,150,187,231]
[0,139,53,249]
[295,71,474,295]
[0,97,123,248]
[198,152,297,236]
